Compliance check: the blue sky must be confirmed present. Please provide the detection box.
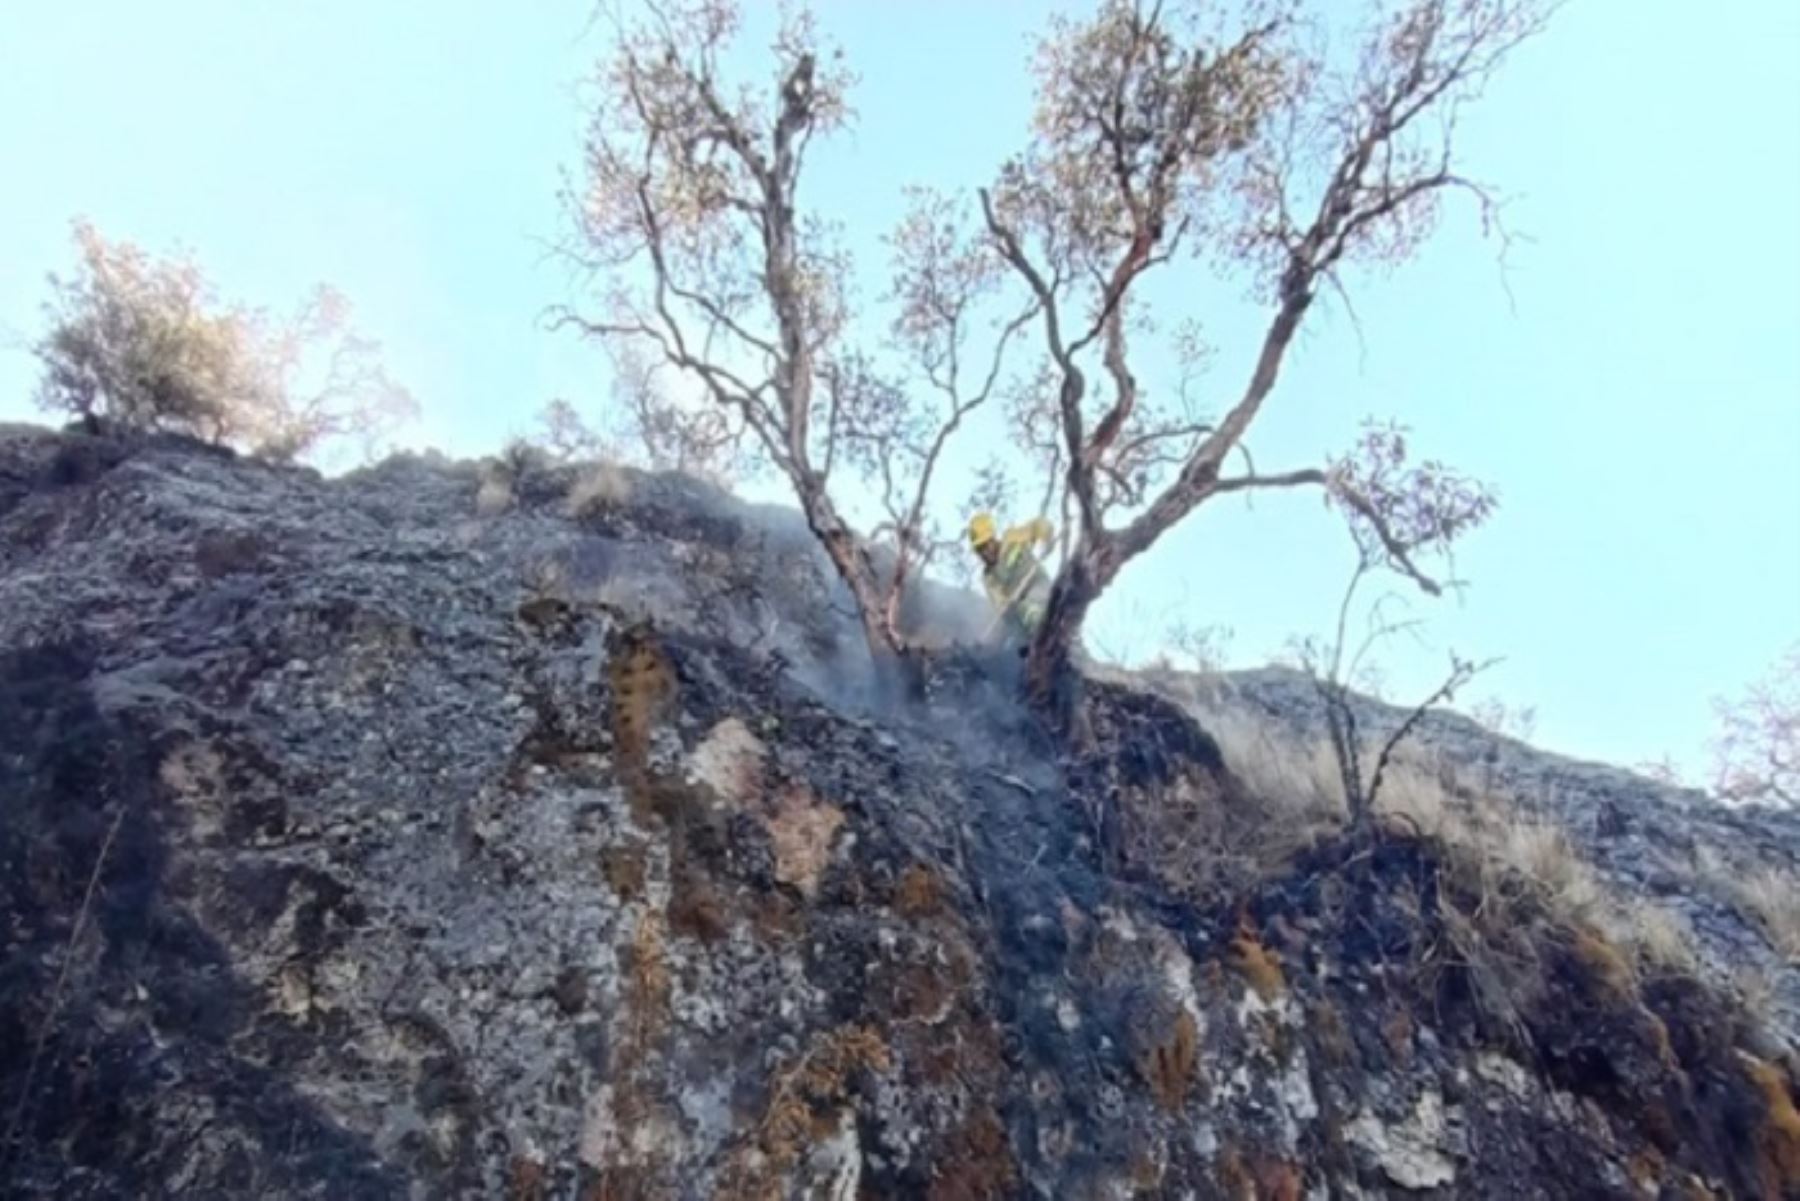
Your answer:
[2,1,1797,779]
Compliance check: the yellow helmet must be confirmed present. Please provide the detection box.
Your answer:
[968,511,997,547]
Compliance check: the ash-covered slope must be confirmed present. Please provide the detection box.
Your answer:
[1,425,1795,1200]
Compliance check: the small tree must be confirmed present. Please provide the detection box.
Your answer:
[1710,644,1799,807]
[33,220,415,463]
[977,0,1551,711]
[1299,421,1498,830]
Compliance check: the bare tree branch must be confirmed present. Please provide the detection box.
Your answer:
[1366,654,1499,807]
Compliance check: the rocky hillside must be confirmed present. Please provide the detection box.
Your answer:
[1,424,1796,1200]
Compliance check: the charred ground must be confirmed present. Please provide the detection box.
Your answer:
[0,425,1795,1199]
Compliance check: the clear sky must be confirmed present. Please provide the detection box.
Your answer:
[2,1,1797,780]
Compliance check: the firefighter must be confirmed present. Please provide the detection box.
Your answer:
[967,512,1054,646]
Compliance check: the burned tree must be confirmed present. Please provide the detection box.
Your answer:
[977,0,1552,711]
[562,3,1030,659]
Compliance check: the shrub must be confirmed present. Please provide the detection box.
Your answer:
[1738,867,1800,960]
[1710,643,1799,807]
[32,219,415,463]
[564,462,631,518]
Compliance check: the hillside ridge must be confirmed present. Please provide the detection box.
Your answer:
[1,424,1795,1199]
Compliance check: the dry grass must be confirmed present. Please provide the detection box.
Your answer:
[1490,821,1605,921]
[1085,659,1338,899]
[1160,675,1341,816]
[1202,703,1347,825]
[474,473,514,516]
[564,460,631,517]
[1728,864,1800,962]
[1427,799,1701,988]
[1348,737,1707,986]
[1692,845,1800,961]
[1423,833,1709,1051]
[1622,904,1702,976]
[1169,681,1704,988]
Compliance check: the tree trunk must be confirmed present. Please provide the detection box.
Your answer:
[799,490,911,668]
[1024,550,1104,740]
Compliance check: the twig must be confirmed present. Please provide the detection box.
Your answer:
[1367,655,1501,807]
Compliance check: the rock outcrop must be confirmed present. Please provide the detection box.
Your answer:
[1,424,1796,1199]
